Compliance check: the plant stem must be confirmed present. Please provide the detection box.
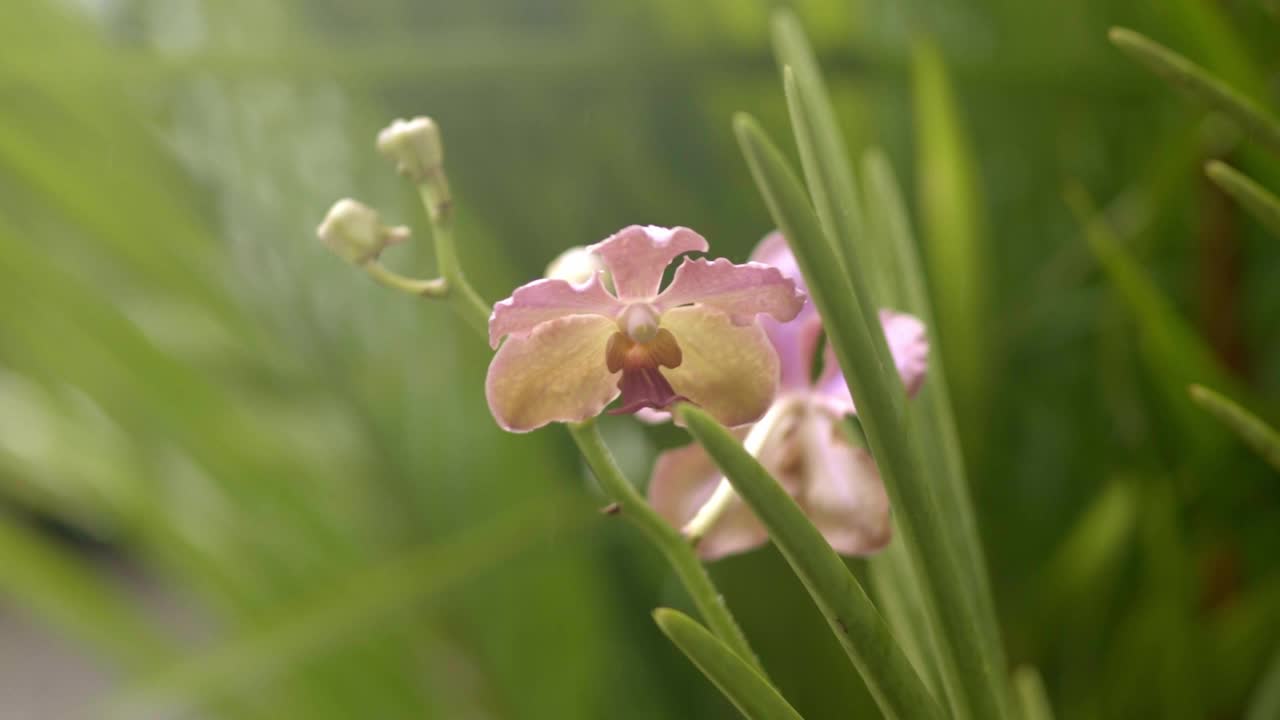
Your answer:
[566,419,764,677]
[416,172,491,334]
[361,261,448,297]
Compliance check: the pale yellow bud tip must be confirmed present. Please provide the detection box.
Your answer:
[376,116,443,181]
[317,198,409,264]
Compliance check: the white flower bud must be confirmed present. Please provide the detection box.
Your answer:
[376,117,443,181]
[316,198,409,264]
[544,246,607,284]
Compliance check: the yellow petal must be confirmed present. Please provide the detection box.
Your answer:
[659,305,780,427]
[485,315,619,432]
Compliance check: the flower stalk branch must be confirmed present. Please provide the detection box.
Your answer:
[375,116,489,333]
[415,172,490,333]
[360,261,448,297]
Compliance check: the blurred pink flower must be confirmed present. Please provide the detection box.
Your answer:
[485,225,805,432]
[649,232,929,559]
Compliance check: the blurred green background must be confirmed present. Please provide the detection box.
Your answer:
[1,0,1278,718]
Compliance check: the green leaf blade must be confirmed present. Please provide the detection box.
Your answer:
[653,609,805,720]
[679,404,943,720]
[1108,27,1280,157]
[861,145,999,652]
[1012,665,1056,720]
[734,112,1011,720]
[1205,161,1280,239]
[1188,385,1280,473]
[1246,646,1280,720]
[911,37,991,452]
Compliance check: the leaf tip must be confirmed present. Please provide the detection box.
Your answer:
[1107,26,1138,49]
[1188,383,1210,403]
[1204,159,1229,180]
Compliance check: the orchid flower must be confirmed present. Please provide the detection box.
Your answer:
[648,232,929,559]
[485,225,806,432]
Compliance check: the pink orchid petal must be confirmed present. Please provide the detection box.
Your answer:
[762,306,822,392]
[485,314,619,432]
[814,360,857,416]
[659,305,780,427]
[749,230,804,290]
[655,258,806,324]
[795,415,891,556]
[749,231,821,390]
[816,309,930,415]
[488,273,620,348]
[648,442,768,561]
[881,309,929,396]
[587,225,708,300]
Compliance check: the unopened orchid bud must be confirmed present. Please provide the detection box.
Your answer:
[377,117,443,182]
[544,245,607,284]
[316,198,409,264]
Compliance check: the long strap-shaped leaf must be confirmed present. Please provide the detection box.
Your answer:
[680,405,943,720]
[1108,28,1280,157]
[769,11,880,298]
[774,15,979,713]
[910,37,990,464]
[862,147,999,715]
[1205,161,1280,239]
[1246,646,1280,720]
[1012,665,1056,720]
[653,609,805,720]
[734,113,1009,720]
[1188,385,1280,473]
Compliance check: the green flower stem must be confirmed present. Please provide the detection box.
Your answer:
[680,405,943,720]
[653,609,804,720]
[360,260,448,297]
[416,171,491,334]
[566,419,764,677]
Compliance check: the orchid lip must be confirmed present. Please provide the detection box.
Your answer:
[610,367,686,415]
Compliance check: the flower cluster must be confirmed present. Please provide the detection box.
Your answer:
[486,226,928,557]
[648,232,928,558]
[318,114,932,561]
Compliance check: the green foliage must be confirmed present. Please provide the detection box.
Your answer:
[1189,385,1280,473]
[1206,161,1280,239]
[1,0,1278,718]
[680,405,941,720]
[653,609,805,720]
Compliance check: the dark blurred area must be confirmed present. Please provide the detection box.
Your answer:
[1,0,1278,718]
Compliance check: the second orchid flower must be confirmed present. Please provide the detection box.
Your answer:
[649,232,929,559]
